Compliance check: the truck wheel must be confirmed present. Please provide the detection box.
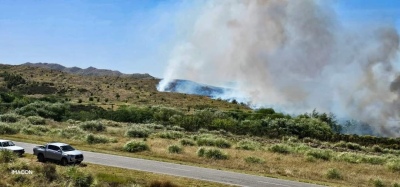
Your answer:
[37,154,46,162]
[61,158,68,166]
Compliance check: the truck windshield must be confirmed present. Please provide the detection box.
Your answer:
[60,145,75,152]
[2,141,15,147]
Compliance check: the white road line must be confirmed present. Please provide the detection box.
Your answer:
[163,166,191,172]
[258,180,292,187]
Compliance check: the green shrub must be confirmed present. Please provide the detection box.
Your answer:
[269,144,292,154]
[214,138,232,148]
[386,159,400,172]
[53,126,85,139]
[142,123,164,130]
[125,127,152,138]
[0,113,20,123]
[292,144,312,153]
[372,179,385,187]
[65,166,94,187]
[123,141,149,152]
[360,155,386,165]
[372,145,384,153]
[346,142,363,151]
[79,121,106,132]
[157,131,184,139]
[86,134,113,144]
[16,101,68,121]
[197,147,228,160]
[0,149,17,163]
[20,127,34,135]
[180,138,195,146]
[27,116,46,125]
[0,123,19,135]
[334,141,362,151]
[204,148,228,160]
[236,139,260,151]
[197,147,206,157]
[42,163,58,182]
[244,156,265,164]
[196,136,231,148]
[306,149,332,161]
[326,168,342,180]
[166,125,185,131]
[168,144,183,154]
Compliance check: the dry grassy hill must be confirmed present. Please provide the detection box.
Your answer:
[0,63,249,111]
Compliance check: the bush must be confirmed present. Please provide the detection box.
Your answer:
[168,144,183,154]
[85,134,113,144]
[386,159,400,172]
[269,144,292,154]
[0,149,17,163]
[326,168,342,180]
[372,145,384,153]
[125,127,152,138]
[244,156,265,164]
[123,141,149,153]
[236,139,260,151]
[150,180,179,187]
[180,138,195,146]
[372,179,385,187]
[42,163,58,182]
[65,166,94,187]
[21,126,49,135]
[0,113,20,123]
[0,123,19,135]
[197,147,228,160]
[27,116,46,125]
[197,147,206,157]
[306,149,332,161]
[196,135,231,148]
[79,121,106,132]
[334,141,363,151]
[56,127,85,139]
[166,125,185,131]
[157,131,184,139]
[16,101,68,121]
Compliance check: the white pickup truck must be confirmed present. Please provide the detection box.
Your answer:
[33,142,84,165]
[0,139,25,156]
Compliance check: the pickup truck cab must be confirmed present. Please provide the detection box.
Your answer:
[33,142,83,165]
[0,140,25,156]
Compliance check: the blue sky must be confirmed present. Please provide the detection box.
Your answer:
[1,0,399,78]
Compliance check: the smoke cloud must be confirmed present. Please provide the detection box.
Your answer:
[158,0,400,136]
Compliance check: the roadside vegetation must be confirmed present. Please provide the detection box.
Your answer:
[1,66,400,186]
[0,150,227,187]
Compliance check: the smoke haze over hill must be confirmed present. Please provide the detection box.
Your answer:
[158,0,400,136]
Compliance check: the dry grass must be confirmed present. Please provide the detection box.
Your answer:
[6,128,400,187]
[2,154,230,187]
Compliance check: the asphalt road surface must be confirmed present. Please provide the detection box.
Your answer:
[15,141,325,187]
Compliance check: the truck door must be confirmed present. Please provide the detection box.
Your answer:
[47,145,61,160]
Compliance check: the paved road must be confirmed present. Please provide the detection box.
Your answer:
[16,141,325,187]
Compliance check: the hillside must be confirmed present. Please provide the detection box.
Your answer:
[23,62,154,79]
[0,63,249,111]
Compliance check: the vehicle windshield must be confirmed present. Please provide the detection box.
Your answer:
[2,141,15,147]
[60,145,75,152]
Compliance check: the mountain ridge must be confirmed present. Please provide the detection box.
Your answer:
[22,62,154,79]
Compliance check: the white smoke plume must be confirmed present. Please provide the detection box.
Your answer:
[158,0,400,136]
